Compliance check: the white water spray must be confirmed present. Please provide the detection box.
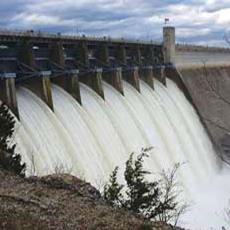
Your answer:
[13,78,229,229]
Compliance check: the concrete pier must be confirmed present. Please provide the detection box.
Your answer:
[49,41,65,66]
[76,41,90,68]
[153,66,166,86]
[103,67,124,95]
[124,66,140,92]
[0,73,19,118]
[17,39,35,67]
[115,46,140,92]
[96,45,110,67]
[53,70,81,104]
[115,45,127,65]
[77,40,105,99]
[95,44,124,95]
[50,42,82,104]
[140,66,154,89]
[133,46,142,65]
[91,68,104,99]
[23,72,54,110]
[18,39,54,110]
[81,68,105,99]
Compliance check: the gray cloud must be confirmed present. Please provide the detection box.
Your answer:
[0,0,230,47]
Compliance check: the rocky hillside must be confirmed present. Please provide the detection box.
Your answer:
[0,170,180,230]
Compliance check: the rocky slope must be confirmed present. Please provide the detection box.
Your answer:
[0,170,180,230]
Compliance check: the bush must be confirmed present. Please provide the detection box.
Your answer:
[104,166,124,207]
[123,150,160,217]
[153,163,189,225]
[138,222,153,230]
[0,103,25,176]
[103,148,188,225]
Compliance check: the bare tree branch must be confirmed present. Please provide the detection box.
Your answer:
[224,33,230,46]
[202,61,230,107]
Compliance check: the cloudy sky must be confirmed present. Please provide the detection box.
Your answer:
[1,0,230,47]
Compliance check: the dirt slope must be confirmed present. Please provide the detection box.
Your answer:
[0,170,179,230]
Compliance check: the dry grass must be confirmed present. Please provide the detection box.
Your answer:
[0,170,181,230]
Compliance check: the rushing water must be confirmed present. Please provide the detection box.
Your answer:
[13,78,229,229]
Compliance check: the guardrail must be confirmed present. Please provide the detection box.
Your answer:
[176,44,230,53]
[0,29,161,45]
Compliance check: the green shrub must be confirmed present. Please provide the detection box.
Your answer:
[138,222,153,230]
[104,166,124,207]
[103,148,188,225]
[0,103,25,176]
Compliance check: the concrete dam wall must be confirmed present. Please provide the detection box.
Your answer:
[178,65,230,145]
[1,26,230,166]
[0,28,166,118]
[175,46,230,158]
[0,27,230,228]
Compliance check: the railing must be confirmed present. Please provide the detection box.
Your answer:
[176,44,230,53]
[0,29,161,45]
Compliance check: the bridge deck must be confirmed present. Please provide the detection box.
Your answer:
[0,30,160,46]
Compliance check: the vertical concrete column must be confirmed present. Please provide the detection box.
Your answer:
[65,70,81,104]
[81,69,105,99]
[0,73,19,118]
[77,41,104,99]
[49,41,65,66]
[115,45,140,92]
[17,39,35,67]
[50,42,82,104]
[153,66,166,86]
[76,41,90,68]
[137,46,157,89]
[52,73,82,104]
[96,44,110,67]
[18,40,54,110]
[133,45,142,65]
[105,67,124,95]
[91,68,104,99]
[125,66,140,92]
[40,72,53,110]
[140,66,154,89]
[21,75,54,111]
[115,45,127,65]
[142,46,154,65]
[96,45,124,95]
[23,71,54,110]
[163,26,175,65]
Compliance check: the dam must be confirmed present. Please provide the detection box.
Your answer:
[0,27,230,228]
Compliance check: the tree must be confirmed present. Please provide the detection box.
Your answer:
[154,163,189,225]
[0,103,25,176]
[103,148,188,225]
[223,32,230,46]
[104,166,124,207]
[123,150,160,217]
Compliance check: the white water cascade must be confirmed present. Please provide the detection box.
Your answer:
[13,78,230,229]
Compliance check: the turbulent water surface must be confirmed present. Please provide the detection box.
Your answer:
[13,78,230,229]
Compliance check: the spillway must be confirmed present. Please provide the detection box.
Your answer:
[13,78,229,229]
